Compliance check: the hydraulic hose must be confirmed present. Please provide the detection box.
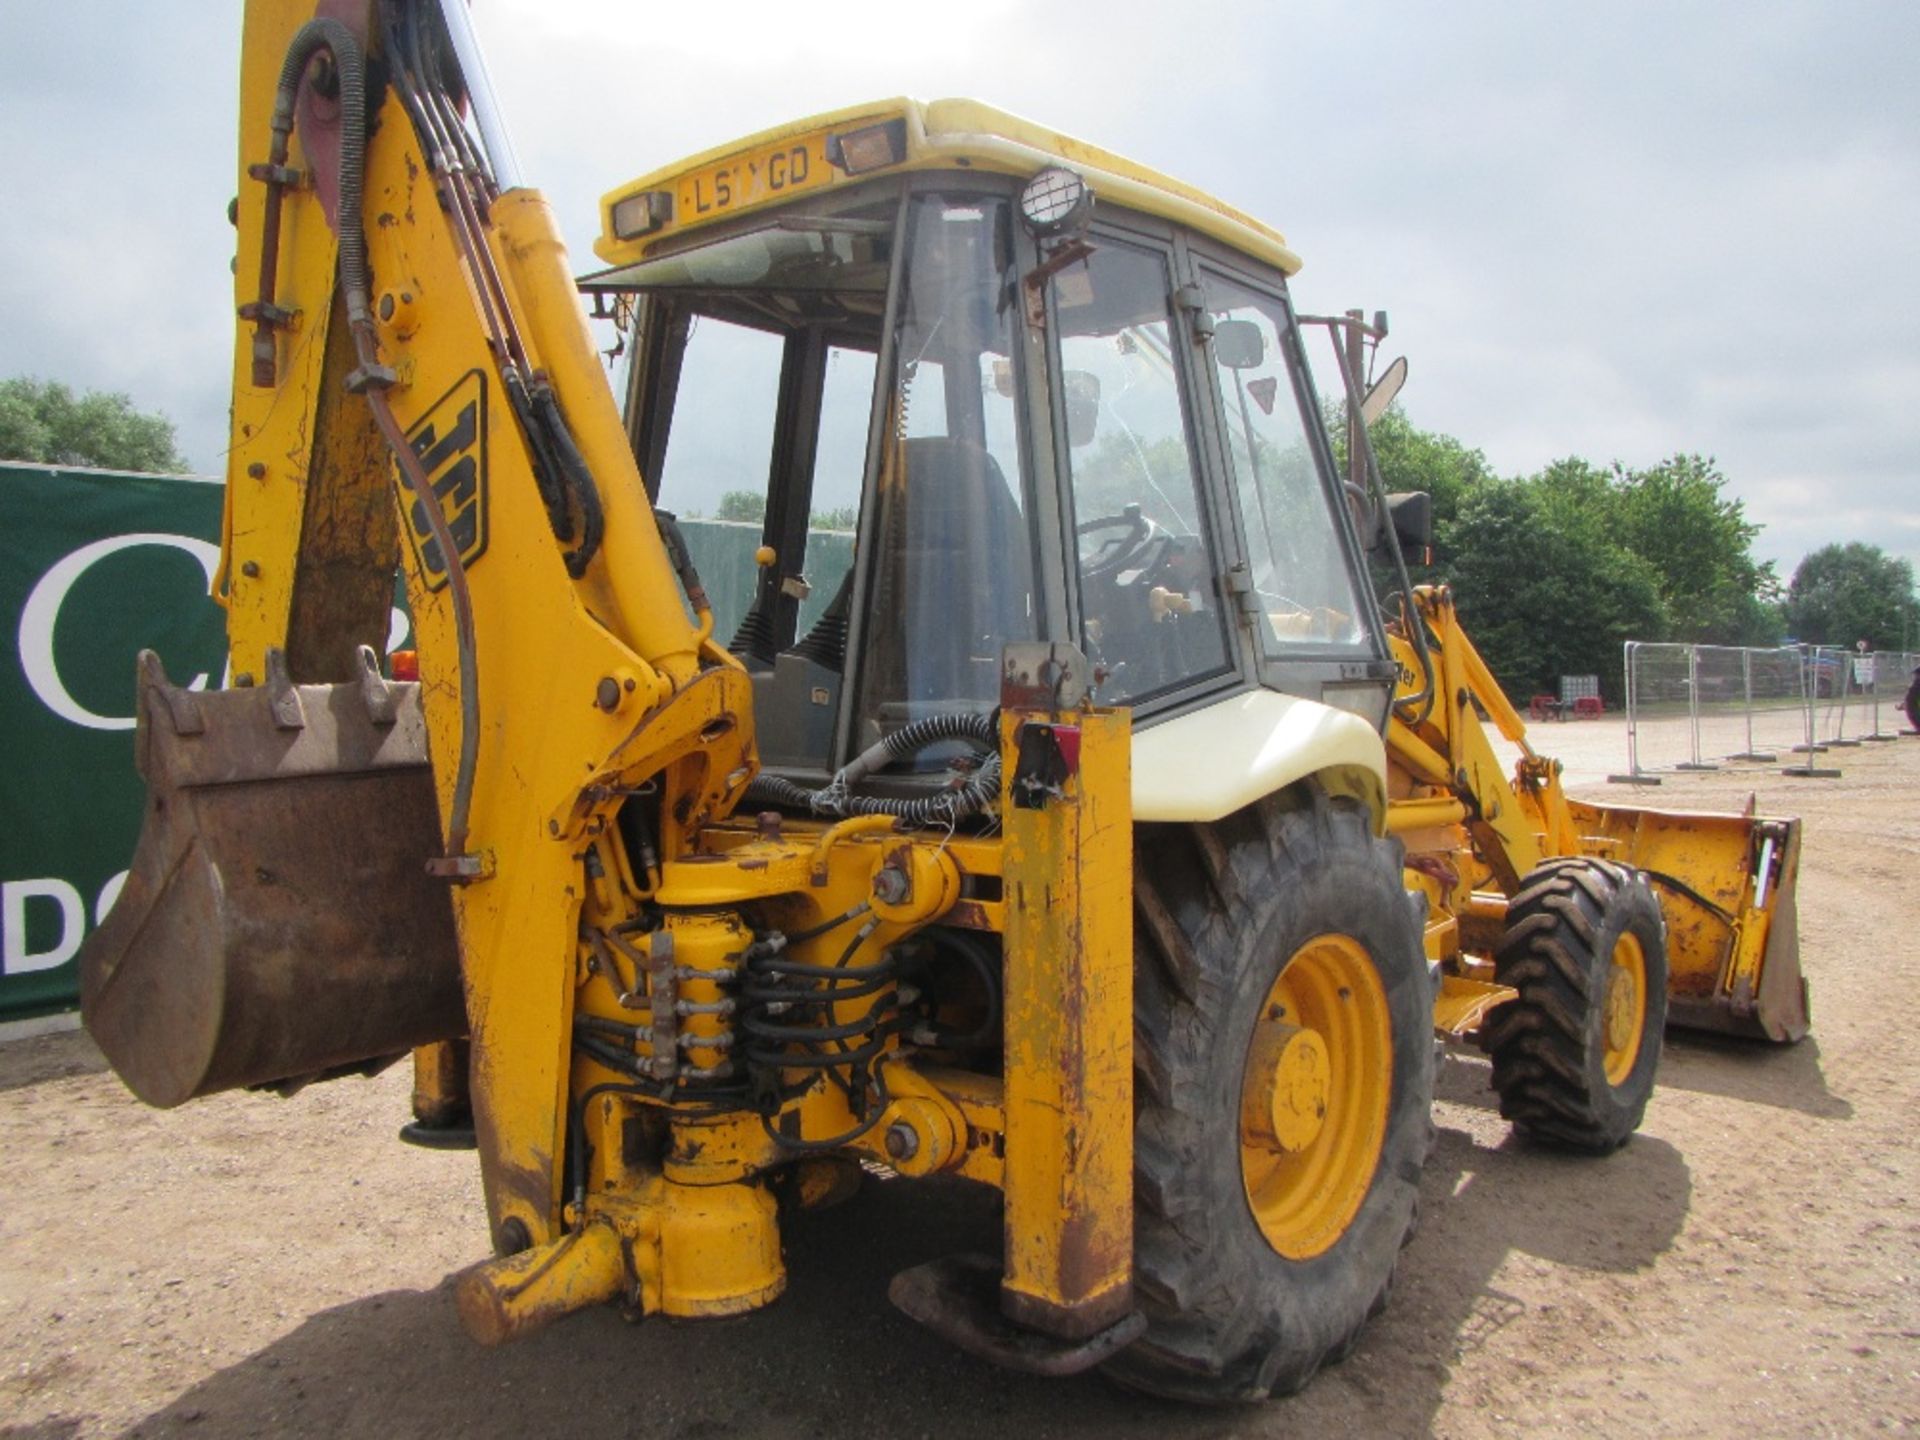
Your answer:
[268,21,381,381]
[743,710,1001,826]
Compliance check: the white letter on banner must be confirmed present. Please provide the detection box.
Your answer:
[18,533,222,731]
[2,878,85,975]
[96,870,129,925]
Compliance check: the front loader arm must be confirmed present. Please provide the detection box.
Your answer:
[1384,585,1577,892]
[1384,584,1806,1042]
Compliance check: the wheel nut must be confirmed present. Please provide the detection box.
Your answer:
[884,1122,919,1161]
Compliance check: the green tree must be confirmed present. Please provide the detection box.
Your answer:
[808,505,858,532]
[1333,404,1498,537]
[1605,454,1777,644]
[0,377,187,473]
[1783,543,1920,650]
[713,489,766,523]
[1440,478,1667,702]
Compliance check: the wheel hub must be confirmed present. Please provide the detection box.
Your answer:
[1601,932,1648,1086]
[1605,969,1636,1051]
[1238,934,1392,1261]
[1242,1022,1331,1153]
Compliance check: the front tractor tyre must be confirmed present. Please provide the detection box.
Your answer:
[1483,858,1668,1153]
[1107,784,1434,1403]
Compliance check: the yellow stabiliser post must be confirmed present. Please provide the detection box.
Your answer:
[999,706,1134,1339]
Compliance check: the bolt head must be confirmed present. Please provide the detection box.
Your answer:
[884,1122,919,1161]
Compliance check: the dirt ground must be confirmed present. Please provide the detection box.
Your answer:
[3,721,1917,1439]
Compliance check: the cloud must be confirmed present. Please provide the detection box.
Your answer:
[4,0,1914,587]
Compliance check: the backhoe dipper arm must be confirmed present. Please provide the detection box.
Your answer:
[222,0,757,1248]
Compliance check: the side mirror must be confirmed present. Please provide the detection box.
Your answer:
[1359,356,1408,425]
[1372,490,1431,556]
[1213,318,1265,372]
[1064,369,1101,447]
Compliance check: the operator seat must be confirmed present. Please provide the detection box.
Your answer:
[901,436,1030,703]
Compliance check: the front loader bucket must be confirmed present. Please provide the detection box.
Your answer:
[80,649,465,1107]
[1568,798,1808,1043]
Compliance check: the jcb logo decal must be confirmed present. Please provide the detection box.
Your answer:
[401,370,489,589]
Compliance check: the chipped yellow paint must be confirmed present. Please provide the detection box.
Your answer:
[1000,707,1134,1338]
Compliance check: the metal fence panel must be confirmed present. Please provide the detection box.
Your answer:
[1611,639,1875,783]
[1743,646,1809,758]
[1616,642,1698,779]
[1809,645,1862,747]
[1691,645,1750,765]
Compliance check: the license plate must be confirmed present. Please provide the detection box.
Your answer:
[676,134,833,222]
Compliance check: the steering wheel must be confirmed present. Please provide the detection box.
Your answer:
[1076,503,1159,583]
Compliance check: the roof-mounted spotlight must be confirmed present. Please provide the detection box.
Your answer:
[1018,166,1094,237]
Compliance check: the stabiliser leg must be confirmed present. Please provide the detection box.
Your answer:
[888,643,1144,1374]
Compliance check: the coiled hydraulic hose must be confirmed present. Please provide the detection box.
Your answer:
[264,21,382,383]
[744,710,1000,826]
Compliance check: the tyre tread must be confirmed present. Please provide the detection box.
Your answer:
[1482,857,1668,1154]
[1109,789,1432,1403]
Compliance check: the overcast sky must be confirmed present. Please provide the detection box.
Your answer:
[3,0,1915,583]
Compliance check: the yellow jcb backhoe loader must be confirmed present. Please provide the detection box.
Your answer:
[78,0,1805,1403]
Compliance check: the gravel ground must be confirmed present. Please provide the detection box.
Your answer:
[3,720,1917,1439]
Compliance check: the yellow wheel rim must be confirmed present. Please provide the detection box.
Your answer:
[1239,934,1391,1261]
[1602,931,1647,1086]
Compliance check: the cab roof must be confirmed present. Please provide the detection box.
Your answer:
[592,97,1302,276]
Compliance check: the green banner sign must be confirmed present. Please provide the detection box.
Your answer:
[1,465,228,1019]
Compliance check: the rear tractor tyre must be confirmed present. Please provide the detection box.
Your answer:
[1106,784,1434,1403]
[1483,858,1668,1154]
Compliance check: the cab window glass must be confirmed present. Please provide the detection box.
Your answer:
[1203,271,1368,652]
[798,342,876,633]
[651,314,784,642]
[1055,240,1230,705]
[853,195,1035,742]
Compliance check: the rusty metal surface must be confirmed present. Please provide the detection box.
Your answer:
[888,1254,1146,1377]
[80,650,464,1108]
[283,287,403,685]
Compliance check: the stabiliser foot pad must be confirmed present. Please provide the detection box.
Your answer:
[398,1120,478,1150]
[888,1254,1146,1376]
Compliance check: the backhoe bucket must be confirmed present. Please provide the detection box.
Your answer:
[1568,798,1808,1042]
[80,649,465,1107]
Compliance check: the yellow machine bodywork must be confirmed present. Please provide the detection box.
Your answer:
[85,3,1151,1346]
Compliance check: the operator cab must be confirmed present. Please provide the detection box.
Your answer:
[581,99,1393,781]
